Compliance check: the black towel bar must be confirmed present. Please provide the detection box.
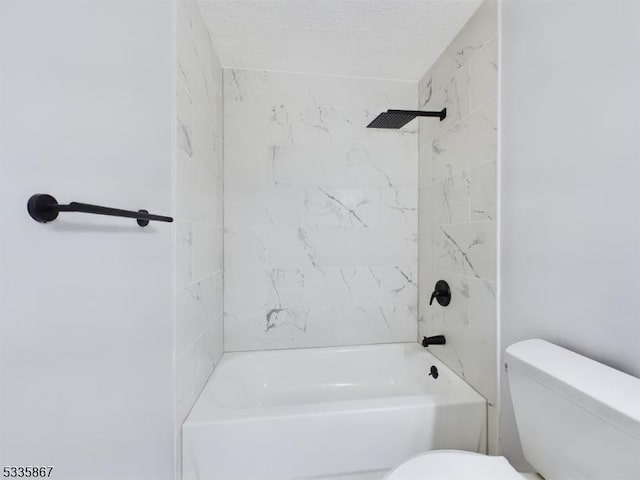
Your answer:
[27,193,173,227]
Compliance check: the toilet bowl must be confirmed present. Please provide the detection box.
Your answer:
[383,450,528,480]
[384,339,640,480]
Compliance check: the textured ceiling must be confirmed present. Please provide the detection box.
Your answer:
[198,0,484,82]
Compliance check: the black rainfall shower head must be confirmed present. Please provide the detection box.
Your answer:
[367,111,416,129]
[366,108,447,129]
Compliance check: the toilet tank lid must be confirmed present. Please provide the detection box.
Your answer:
[506,339,640,440]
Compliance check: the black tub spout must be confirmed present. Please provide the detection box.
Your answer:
[422,335,446,347]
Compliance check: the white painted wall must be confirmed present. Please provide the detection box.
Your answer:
[0,1,175,479]
[500,0,640,470]
[223,69,418,351]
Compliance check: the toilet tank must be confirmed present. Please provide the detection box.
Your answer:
[506,339,640,480]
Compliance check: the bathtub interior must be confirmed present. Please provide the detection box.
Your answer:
[208,343,467,409]
[182,343,487,480]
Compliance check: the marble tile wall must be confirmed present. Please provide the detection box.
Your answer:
[224,69,418,351]
[175,0,224,474]
[417,0,498,453]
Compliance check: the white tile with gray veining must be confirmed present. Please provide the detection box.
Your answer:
[432,221,496,281]
[470,161,496,221]
[224,228,267,270]
[416,0,498,451]
[174,4,224,471]
[304,188,381,228]
[431,99,497,180]
[224,308,340,351]
[225,68,418,351]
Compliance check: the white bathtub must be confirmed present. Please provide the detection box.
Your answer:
[182,343,486,480]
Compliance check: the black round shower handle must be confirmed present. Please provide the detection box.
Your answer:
[429,280,451,306]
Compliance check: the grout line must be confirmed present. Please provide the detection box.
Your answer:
[464,31,499,71]
[220,66,419,85]
[426,157,497,185]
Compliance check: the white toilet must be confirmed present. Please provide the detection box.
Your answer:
[384,339,640,480]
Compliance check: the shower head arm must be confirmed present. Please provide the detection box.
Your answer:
[387,108,447,121]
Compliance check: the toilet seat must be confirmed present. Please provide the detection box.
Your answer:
[384,450,524,480]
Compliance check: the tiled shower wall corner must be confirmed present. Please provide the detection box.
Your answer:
[417,0,498,452]
[223,70,418,351]
[174,0,224,472]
